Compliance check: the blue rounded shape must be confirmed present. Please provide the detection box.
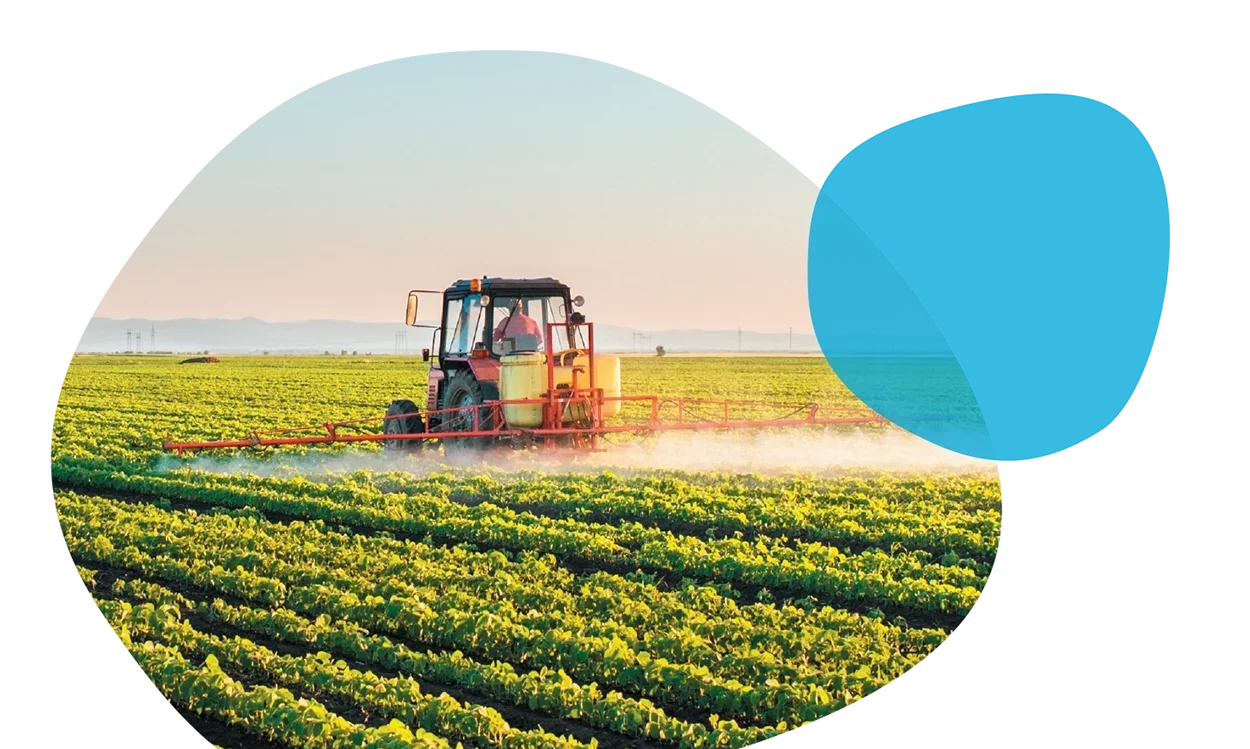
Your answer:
[809,94,1168,460]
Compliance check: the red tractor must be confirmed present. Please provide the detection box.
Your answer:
[388,276,609,455]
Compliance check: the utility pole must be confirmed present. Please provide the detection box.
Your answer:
[151,325,156,353]
[738,327,742,353]
[126,328,132,353]
[789,327,793,352]
[135,332,142,353]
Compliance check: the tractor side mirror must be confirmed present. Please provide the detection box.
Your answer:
[421,347,431,362]
[405,292,419,326]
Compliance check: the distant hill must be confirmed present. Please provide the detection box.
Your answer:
[75,317,938,355]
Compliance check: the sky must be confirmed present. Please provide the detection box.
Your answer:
[96,52,819,333]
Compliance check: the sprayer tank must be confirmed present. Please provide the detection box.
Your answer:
[499,352,622,427]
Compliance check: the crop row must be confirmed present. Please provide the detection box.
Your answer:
[60,491,930,727]
[55,464,987,613]
[101,596,603,749]
[110,619,449,749]
[373,469,1000,559]
[65,487,946,667]
[100,573,778,749]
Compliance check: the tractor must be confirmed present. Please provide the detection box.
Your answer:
[387,276,613,455]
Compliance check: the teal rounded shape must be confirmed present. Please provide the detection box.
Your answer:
[809,94,1168,460]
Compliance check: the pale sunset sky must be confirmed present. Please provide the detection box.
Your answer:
[96,52,818,333]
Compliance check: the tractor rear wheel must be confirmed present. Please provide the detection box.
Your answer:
[383,399,425,452]
[439,370,500,457]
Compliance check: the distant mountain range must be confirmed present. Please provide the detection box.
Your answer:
[75,317,945,355]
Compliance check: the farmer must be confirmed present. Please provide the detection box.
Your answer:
[493,298,543,353]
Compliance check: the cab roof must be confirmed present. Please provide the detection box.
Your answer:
[446,277,570,295]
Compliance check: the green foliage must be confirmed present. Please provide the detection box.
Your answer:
[52,354,1000,749]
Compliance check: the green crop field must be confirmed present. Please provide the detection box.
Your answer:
[53,354,1000,749]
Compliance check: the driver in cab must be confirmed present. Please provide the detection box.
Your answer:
[493,298,543,354]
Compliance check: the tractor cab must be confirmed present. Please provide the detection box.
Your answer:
[443,277,580,359]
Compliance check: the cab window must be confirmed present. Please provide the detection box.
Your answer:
[443,294,487,356]
[489,295,572,354]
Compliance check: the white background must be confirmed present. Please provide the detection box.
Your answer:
[2,2,1250,745]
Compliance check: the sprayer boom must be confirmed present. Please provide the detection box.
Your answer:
[161,280,888,457]
[162,397,886,456]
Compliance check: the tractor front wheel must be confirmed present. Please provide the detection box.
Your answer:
[383,399,425,452]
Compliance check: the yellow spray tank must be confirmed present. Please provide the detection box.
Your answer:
[500,351,621,428]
